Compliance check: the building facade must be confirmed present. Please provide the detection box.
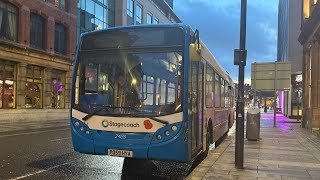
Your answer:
[77,0,180,37]
[0,0,77,122]
[299,0,320,131]
[0,0,180,123]
[277,0,303,119]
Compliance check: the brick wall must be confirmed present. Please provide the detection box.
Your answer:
[8,0,77,59]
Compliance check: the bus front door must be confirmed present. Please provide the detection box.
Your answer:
[190,62,204,156]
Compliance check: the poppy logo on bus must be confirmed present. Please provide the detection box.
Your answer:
[144,120,153,130]
[102,120,109,127]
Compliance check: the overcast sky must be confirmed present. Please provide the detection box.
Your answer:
[173,0,279,84]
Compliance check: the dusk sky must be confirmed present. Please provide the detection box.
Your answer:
[173,0,279,84]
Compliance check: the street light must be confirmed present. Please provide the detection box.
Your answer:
[234,0,247,169]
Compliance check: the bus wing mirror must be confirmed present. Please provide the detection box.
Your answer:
[190,29,201,61]
[189,43,202,61]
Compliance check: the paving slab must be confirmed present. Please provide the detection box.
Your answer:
[186,112,320,180]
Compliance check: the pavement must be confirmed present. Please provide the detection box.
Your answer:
[186,112,320,180]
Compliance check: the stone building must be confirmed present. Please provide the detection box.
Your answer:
[77,0,180,36]
[0,0,76,122]
[299,0,320,131]
[277,0,303,119]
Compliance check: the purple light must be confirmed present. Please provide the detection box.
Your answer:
[279,91,284,113]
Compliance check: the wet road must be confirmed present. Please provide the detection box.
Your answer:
[0,127,195,180]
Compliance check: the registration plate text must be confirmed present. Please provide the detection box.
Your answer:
[108,149,133,157]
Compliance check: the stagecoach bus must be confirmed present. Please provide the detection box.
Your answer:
[71,24,235,162]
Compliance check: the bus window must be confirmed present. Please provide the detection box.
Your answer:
[168,82,175,103]
[74,51,183,117]
[221,78,225,107]
[225,83,229,107]
[215,74,221,107]
[205,64,214,108]
[142,75,155,105]
[84,63,98,92]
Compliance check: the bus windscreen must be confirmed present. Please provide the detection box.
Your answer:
[80,27,184,50]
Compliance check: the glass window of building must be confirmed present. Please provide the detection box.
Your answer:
[153,17,159,24]
[55,0,67,11]
[0,61,16,109]
[54,23,66,55]
[127,0,134,25]
[136,3,143,24]
[0,1,18,42]
[30,13,45,50]
[25,65,43,108]
[78,0,115,35]
[127,0,133,17]
[147,13,153,24]
[51,70,65,108]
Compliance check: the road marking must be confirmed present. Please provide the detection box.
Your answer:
[50,137,72,142]
[9,163,69,180]
[0,128,70,138]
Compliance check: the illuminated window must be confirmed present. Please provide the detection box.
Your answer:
[0,61,16,109]
[25,65,43,108]
[51,70,65,108]
[303,0,310,19]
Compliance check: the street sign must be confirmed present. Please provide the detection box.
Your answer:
[251,62,291,91]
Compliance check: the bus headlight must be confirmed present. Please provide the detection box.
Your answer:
[85,130,90,135]
[80,127,84,131]
[171,126,177,131]
[165,130,170,136]
[157,134,162,140]
[75,121,80,127]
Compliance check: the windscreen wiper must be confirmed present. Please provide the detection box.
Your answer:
[149,117,169,125]
[82,105,112,121]
[130,114,169,125]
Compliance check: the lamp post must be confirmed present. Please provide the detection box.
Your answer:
[234,0,247,169]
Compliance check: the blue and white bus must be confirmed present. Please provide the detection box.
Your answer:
[71,24,235,162]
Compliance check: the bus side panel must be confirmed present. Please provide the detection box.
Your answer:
[213,109,229,142]
[229,107,235,128]
[148,122,189,162]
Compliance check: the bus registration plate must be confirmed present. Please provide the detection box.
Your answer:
[108,149,133,157]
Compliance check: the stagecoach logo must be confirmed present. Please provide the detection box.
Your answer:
[102,120,109,127]
[101,120,140,128]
